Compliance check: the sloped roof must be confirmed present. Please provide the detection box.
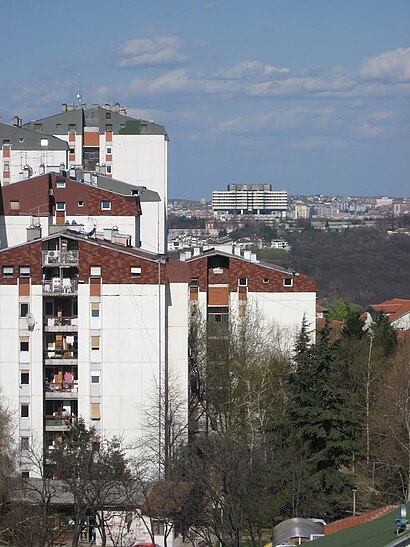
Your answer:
[0,122,69,150]
[370,299,410,323]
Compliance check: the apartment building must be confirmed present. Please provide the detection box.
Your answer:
[0,119,68,185]
[212,184,288,218]
[24,103,168,253]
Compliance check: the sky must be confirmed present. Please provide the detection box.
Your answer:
[0,0,409,199]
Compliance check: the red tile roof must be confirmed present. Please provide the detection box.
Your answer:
[370,299,410,323]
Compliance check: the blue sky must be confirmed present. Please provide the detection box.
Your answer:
[1,0,409,199]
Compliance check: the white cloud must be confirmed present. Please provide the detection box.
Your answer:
[117,36,187,68]
[287,137,349,151]
[360,47,410,81]
[216,60,289,79]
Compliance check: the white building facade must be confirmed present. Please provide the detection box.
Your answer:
[212,184,288,218]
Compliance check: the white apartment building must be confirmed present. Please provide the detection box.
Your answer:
[0,168,188,477]
[212,184,288,218]
[24,104,168,254]
[1,119,68,184]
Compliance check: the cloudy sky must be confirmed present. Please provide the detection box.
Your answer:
[1,0,409,198]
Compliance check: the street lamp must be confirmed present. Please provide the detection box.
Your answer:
[352,486,358,517]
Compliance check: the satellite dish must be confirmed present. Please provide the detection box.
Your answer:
[26,313,35,328]
[84,219,96,235]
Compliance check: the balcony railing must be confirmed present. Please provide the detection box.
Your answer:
[42,250,78,266]
[45,316,78,328]
[45,381,78,393]
[44,349,78,360]
[45,415,78,428]
[43,279,78,294]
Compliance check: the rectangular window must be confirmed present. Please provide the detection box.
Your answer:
[20,437,30,450]
[56,180,66,189]
[44,301,53,316]
[101,200,111,210]
[3,162,10,172]
[91,336,100,350]
[20,404,29,418]
[34,124,42,131]
[78,200,84,207]
[106,165,112,174]
[9,200,20,210]
[190,278,199,288]
[20,303,29,317]
[152,521,165,535]
[20,337,29,352]
[19,266,30,277]
[105,124,112,131]
[20,371,29,385]
[105,112,111,119]
[2,138,10,145]
[56,202,66,211]
[106,146,112,154]
[91,371,100,384]
[69,147,75,154]
[130,266,141,278]
[91,303,100,317]
[238,277,248,286]
[283,277,293,287]
[68,124,77,132]
[2,266,13,277]
[21,471,30,478]
[90,266,101,277]
[90,403,101,420]
[56,123,62,130]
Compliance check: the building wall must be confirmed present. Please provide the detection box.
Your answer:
[2,149,67,185]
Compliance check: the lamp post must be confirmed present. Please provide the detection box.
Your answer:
[352,486,358,517]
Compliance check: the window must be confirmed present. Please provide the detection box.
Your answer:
[106,146,112,154]
[263,278,269,284]
[91,371,100,384]
[20,303,29,317]
[20,337,29,352]
[152,521,165,535]
[90,403,101,420]
[56,180,66,189]
[283,277,293,287]
[190,278,199,288]
[238,277,248,287]
[20,371,29,385]
[3,162,10,172]
[105,124,112,131]
[106,165,112,174]
[44,301,53,316]
[20,437,30,450]
[101,200,111,210]
[21,471,30,478]
[20,404,29,418]
[130,266,141,278]
[2,266,13,277]
[120,123,125,129]
[91,303,100,317]
[19,266,30,277]
[90,266,101,277]
[10,200,20,210]
[69,147,75,154]
[34,124,42,131]
[2,138,10,145]
[91,336,100,350]
[68,123,77,132]
[77,201,84,207]
[56,202,66,211]
[105,112,111,119]
[56,123,62,130]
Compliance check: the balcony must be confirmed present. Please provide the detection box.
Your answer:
[44,316,78,332]
[45,381,78,398]
[42,250,78,267]
[45,415,78,431]
[43,278,78,295]
[44,349,77,365]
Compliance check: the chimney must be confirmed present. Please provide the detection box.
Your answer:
[180,253,186,262]
[12,115,20,127]
[234,246,241,256]
[113,102,120,113]
[104,103,111,111]
[39,164,45,174]
[244,250,251,261]
[23,166,30,179]
[193,247,200,257]
[250,253,257,262]
[61,103,68,112]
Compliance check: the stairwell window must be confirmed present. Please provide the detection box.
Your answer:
[91,336,100,351]
[19,266,30,277]
[20,404,29,418]
[20,337,29,351]
[131,266,141,278]
[10,200,20,210]
[283,277,293,287]
[90,266,101,277]
[20,437,30,450]
[238,277,248,287]
[101,200,111,210]
[56,202,66,211]
[2,266,13,277]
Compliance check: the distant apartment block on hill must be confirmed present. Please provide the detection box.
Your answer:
[212,184,288,218]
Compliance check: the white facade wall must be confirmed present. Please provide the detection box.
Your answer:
[393,313,410,330]
[4,149,67,184]
[0,216,48,249]
[112,135,168,254]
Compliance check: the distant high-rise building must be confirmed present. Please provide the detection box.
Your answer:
[212,184,288,218]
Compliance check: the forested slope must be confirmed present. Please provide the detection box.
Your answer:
[269,227,410,307]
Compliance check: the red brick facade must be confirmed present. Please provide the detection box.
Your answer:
[0,174,141,217]
[186,253,316,294]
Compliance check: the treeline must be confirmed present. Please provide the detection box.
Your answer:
[260,226,410,307]
[169,215,205,229]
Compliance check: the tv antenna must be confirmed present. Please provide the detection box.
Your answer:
[76,73,83,108]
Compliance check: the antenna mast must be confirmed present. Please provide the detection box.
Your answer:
[76,73,83,108]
